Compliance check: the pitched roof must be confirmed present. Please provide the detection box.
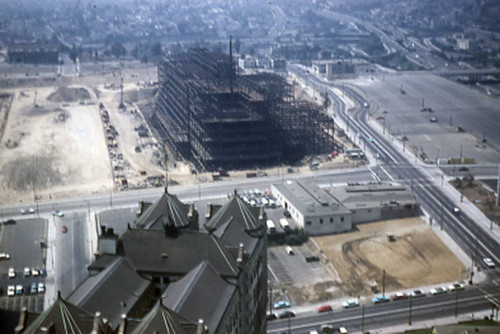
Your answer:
[22,293,110,334]
[67,257,151,330]
[118,229,239,277]
[131,302,199,334]
[162,261,236,333]
[205,194,264,234]
[135,188,194,230]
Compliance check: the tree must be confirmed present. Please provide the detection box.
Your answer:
[151,42,162,57]
[110,41,126,59]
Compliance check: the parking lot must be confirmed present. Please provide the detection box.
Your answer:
[0,217,47,313]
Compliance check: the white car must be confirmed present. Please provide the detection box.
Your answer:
[15,285,23,295]
[20,208,35,215]
[430,287,447,295]
[32,267,39,276]
[7,285,15,297]
[483,258,495,268]
[0,252,10,260]
[342,299,360,308]
[52,210,64,217]
[24,267,31,277]
[8,267,15,278]
[38,282,45,294]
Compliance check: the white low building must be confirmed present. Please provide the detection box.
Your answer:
[272,181,352,236]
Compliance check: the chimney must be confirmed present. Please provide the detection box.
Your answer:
[15,307,27,334]
[137,201,145,217]
[188,203,194,218]
[196,319,205,334]
[91,312,101,334]
[205,204,212,221]
[259,206,265,222]
[117,314,127,334]
[237,243,244,266]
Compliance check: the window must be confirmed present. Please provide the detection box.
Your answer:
[341,216,344,222]
[306,221,312,225]
[319,218,323,224]
[330,218,333,223]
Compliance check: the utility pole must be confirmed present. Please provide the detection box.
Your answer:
[408,294,413,325]
[269,287,273,315]
[454,289,459,317]
[382,269,386,297]
[361,304,365,333]
[440,203,444,230]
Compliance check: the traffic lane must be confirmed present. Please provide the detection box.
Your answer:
[268,289,499,333]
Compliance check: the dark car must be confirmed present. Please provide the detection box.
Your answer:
[278,311,295,319]
[283,210,291,218]
[266,313,277,321]
[458,167,469,172]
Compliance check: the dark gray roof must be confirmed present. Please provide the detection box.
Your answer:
[135,188,194,230]
[131,302,199,334]
[117,229,239,277]
[22,293,110,334]
[68,257,151,330]
[205,195,264,234]
[272,181,351,217]
[213,215,259,253]
[162,261,236,333]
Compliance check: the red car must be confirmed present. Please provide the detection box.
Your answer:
[317,304,332,313]
[390,292,408,301]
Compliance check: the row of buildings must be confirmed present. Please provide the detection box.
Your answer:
[14,189,268,334]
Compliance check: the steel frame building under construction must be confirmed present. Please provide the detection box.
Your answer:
[154,47,335,170]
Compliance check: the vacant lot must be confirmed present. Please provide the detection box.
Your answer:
[314,217,467,296]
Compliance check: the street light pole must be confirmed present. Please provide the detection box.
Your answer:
[408,294,413,325]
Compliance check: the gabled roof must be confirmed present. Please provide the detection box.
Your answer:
[135,188,194,230]
[68,257,151,330]
[162,261,236,333]
[22,292,110,334]
[131,302,199,334]
[205,194,264,234]
[118,229,239,277]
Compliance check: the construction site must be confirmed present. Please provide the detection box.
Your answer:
[154,45,337,171]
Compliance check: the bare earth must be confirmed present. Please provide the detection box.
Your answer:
[313,217,467,297]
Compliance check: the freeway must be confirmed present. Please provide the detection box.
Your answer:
[268,285,500,333]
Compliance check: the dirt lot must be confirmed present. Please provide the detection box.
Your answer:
[313,217,468,297]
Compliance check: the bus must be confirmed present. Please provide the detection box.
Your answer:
[266,220,276,233]
[279,218,291,232]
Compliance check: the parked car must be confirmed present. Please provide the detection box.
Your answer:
[483,257,495,268]
[38,282,45,294]
[430,287,447,295]
[24,267,31,277]
[285,246,294,255]
[448,283,465,292]
[32,267,40,276]
[0,252,10,260]
[8,267,15,278]
[20,208,35,215]
[342,299,360,308]
[273,300,291,309]
[265,313,277,321]
[7,285,15,297]
[372,295,390,304]
[390,292,408,301]
[39,268,47,277]
[31,283,38,295]
[410,290,425,298]
[15,285,23,295]
[317,304,332,313]
[52,210,64,217]
[278,311,295,319]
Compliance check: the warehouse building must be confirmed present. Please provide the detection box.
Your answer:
[272,181,352,235]
[272,181,419,235]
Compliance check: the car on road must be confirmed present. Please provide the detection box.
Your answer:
[390,292,408,301]
[430,287,447,295]
[372,295,390,304]
[38,282,45,294]
[376,115,384,120]
[342,299,360,308]
[62,226,68,233]
[448,283,465,292]
[458,167,469,172]
[274,300,291,309]
[278,310,295,319]
[52,210,64,217]
[410,290,425,298]
[15,285,23,295]
[24,267,31,277]
[285,246,294,255]
[7,285,15,297]
[31,283,38,295]
[453,207,461,215]
[368,136,374,142]
[430,117,438,122]
[8,267,16,278]
[265,313,277,321]
[483,257,495,268]
[317,304,332,313]
[20,208,35,215]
